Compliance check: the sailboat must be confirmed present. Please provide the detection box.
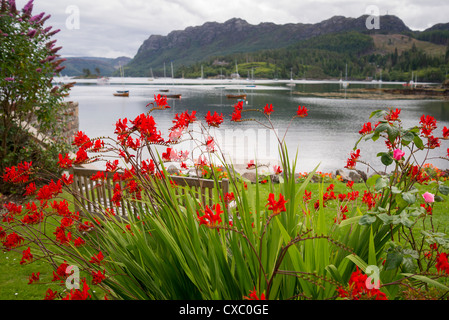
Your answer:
[342,64,349,89]
[113,63,129,97]
[148,68,154,81]
[286,68,295,87]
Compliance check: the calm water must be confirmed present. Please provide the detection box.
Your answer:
[62,78,449,174]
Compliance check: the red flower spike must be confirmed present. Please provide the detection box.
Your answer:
[345,149,361,169]
[244,287,266,300]
[266,193,287,216]
[205,111,224,127]
[419,114,437,137]
[44,288,58,300]
[89,251,104,265]
[197,204,224,227]
[263,104,274,115]
[296,106,308,118]
[28,272,40,285]
[57,153,73,168]
[20,247,33,265]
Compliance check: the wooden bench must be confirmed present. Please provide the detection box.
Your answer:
[69,166,229,221]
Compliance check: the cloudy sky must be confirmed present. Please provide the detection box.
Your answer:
[16,0,449,59]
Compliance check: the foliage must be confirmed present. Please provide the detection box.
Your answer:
[0,0,72,192]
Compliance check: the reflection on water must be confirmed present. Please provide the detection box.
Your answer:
[66,80,449,173]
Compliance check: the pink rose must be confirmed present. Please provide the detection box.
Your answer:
[393,149,405,161]
[422,192,435,203]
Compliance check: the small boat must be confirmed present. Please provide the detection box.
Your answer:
[159,89,169,92]
[113,90,129,97]
[114,63,128,97]
[227,94,247,100]
[166,94,182,99]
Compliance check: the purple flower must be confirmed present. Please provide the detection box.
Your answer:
[29,12,44,24]
[4,77,15,82]
[22,0,34,16]
[27,29,36,38]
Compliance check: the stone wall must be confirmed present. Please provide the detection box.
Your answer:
[60,101,79,144]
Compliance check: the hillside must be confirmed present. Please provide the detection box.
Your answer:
[125,15,411,77]
[60,56,131,77]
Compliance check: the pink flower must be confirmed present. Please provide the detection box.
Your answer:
[422,192,435,203]
[393,149,405,161]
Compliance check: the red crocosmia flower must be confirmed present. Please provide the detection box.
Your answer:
[72,131,92,149]
[78,220,94,232]
[436,252,449,274]
[180,162,188,170]
[28,272,40,284]
[443,126,449,139]
[154,94,170,108]
[111,183,122,206]
[3,202,22,216]
[21,209,44,225]
[2,232,24,250]
[419,114,437,137]
[234,100,244,111]
[196,155,208,167]
[23,182,37,196]
[90,171,106,181]
[206,136,215,152]
[91,139,105,152]
[20,247,33,265]
[385,108,401,122]
[54,226,71,245]
[51,199,71,216]
[57,153,73,168]
[358,122,373,135]
[36,179,62,200]
[303,190,312,203]
[273,165,282,175]
[231,109,242,122]
[2,161,32,184]
[224,192,235,202]
[345,149,361,169]
[44,288,58,300]
[115,118,129,135]
[141,159,155,175]
[263,103,274,115]
[197,204,223,227]
[427,135,441,149]
[106,160,119,172]
[52,261,69,282]
[205,111,224,127]
[61,173,74,185]
[74,148,89,164]
[73,236,86,247]
[266,193,287,217]
[244,287,266,300]
[91,269,106,285]
[246,159,255,169]
[296,106,308,118]
[62,278,91,300]
[337,267,387,300]
[89,251,104,265]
